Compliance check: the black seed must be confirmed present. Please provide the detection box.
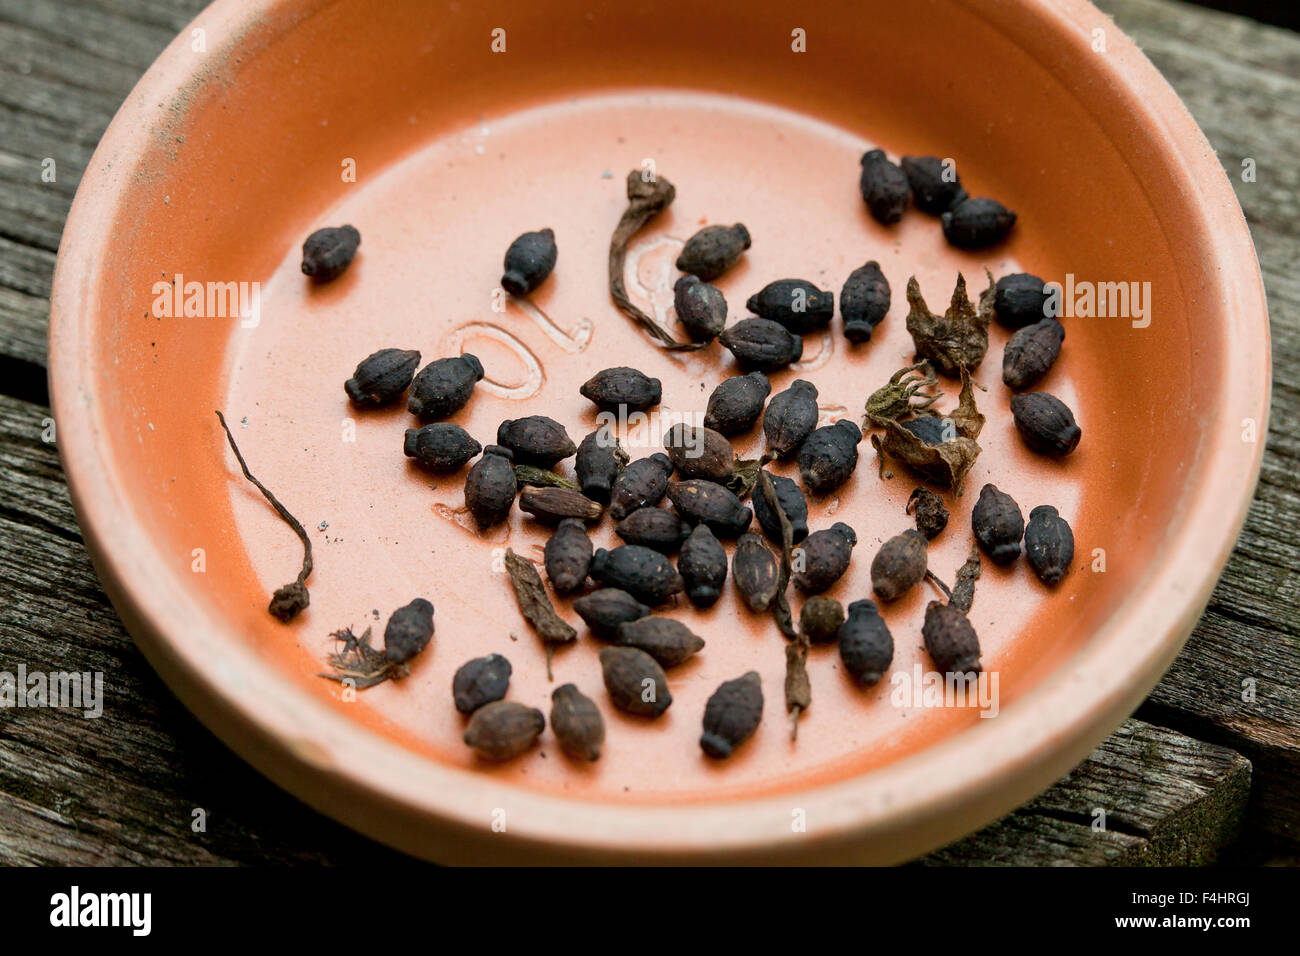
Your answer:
[580,366,662,412]
[800,595,845,644]
[763,379,819,460]
[664,423,735,482]
[464,444,518,529]
[704,372,770,436]
[589,545,684,606]
[544,518,594,594]
[907,487,950,540]
[1003,318,1065,390]
[838,599,894,685]
[677,524,728,608]
[923,600,982,674]
[383,598,435,665]
[941,197,1017,248]
[751,472,809,544]
[519,486,603,525]
[403,423,481,472]
[994,273,1051,328]
[575,426,628,503]
[616,616,705,667]
[870,530,928,602]
[840,261,891,343]
[501,227,557,296]
[599,646,672,717]
[719,317,803,371]
[345,348,420,407]
[301,224,360,281]
[793,522,857,594]
[452,654,512,714]
[700,671,763,759]
[675,223,751,280]
[971,483,1024,565]
[615,506,688,553]
[1024,505,1074,586]
[463,700,545,760]
[746,279,834,334]
[673,275,728,341]
[797,419,862,494]
[550,684,604,761]
[573,588,651,639]
[859,149,910,224]
[1009,392,1081,457]
[407,353,485,420]
[497,415,577,467]
[733,533,779,612]
[609,453,675,521]
[900,156,968,214]
[667,479,752,538]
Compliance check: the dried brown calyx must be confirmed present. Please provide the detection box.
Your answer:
[867,365,985,496]
[318,627,397,689]
[505,549,577,679]
[757,468,810,741]
[903,271,995,377]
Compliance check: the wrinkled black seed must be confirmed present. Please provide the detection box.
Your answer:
[616,616,705,667]
[600,646,672,717]
[544,517,594,594]
[732,533,778,612]
[941,197,1017,248]
[719,318,803,371]
[994,273,1052,328]
[550,684,604,761]
[859,149,910,224]
[580,366,662,412]
[403,423,481,472]
[746,279,834,334]
[673,275,728,342]
[464,444,518,529]
[870,530,928,602]
[700,671,763,759]
[675,223,751,280]
[345,348,420,407]
[797,419,862,494]
[1025,504,1075,586]
[971,483,1024,565]
[452,653,512,714]
[589,545,684,606]
[501,227,557,296]
[800,595,845,644]
[907,487,950,540]
[463,700,545,760]
[705,371,770,436]
[575,426,627,504]
[609,453,674,521]
[664,423,734,482]
[615,506,688,553]
[497,415,577,467]
[519,486,603,525]
[751,472,808,544]
[573,588,651,639]
[667,479,752,538]
[793,522,857,594]
[900,156,968,214]
[1003,318,1065,390]
[301,224,360,281]
[763,379,819,460]
[1010,392,1081,457]
[384,598,435,665]
[677,524,728,608]
[407,353,485,421]
[840,261,891,343]
[838,599,894,685]
[923,601,982,674]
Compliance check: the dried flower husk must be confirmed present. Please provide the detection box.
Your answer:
[705,371,770,436]
[949,544,982,614]
[599,646,672,717]
[615,506,688,553]
[904,272,994,377]
[463,700,545,760]
[384,598,436,665]
[732,533,779,612]
[580,366,662,412]
[301,224,360,281]
[616,616,705,667]
[859,149,910,224]
[763,379,819,460]
[667,479,753,538]
[1024,505,1074,586]
[572,588,651,639]
[501,227,557,296]
[407,353,485,421]
[923,600,982,674]
[505,548,576,678]
[519,486,603,526]
[719,318,804,372]
[792,522,857,594]
[1009,392,1081,457]
[971,483,1024,565]
[870,530,928,602]
[319,626,400,689]
[676,223,751,280]
[907,487,950,539]
[751,472,808,544]
[677,523,728,608]
[453,654,512,714]
[868,366,984,495]
[673,275,728,342]
[746,279,835,334]
[609,453,674,520]
[664,423,735,482]
[941,197,1017,248]
[575,426,628,503]
[784,642,811,739]
[514,465,580,490]
[800,595,845,644]
[700,671,763,758]
[797,419,862,495]
[550,683,604,761]
[544,518,594,594]
[900,156,968,215]
[403,423,482,472]
[464,444,517,529]
[1003,317,1065,390]
[497,415,577,468]
[840,260,891,343]
[838,599,894,685]
[589,545,684,606]
[345,348,420,407]
[863,361,939,427]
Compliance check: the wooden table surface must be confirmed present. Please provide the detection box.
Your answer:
[1,0,1296,865]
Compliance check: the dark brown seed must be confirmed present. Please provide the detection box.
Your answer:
[719,318,803,371]
[900,156,967,214]
[519,486,603,525]
[501,228,557,296]
[616,616,705,667]
[580,367,662,412]
[923,600,982,674]
[609,453,674,521]
[793,522,857,594]
[751,473,808,544]
[407,353,485,420]
[704,371,770,436]
[463,700,544,760]
[941,197,1017,248]
[496,415,577,468]
[615,507,688,553]
[345,348,420,407]
[733,533,779,612]
[870,530,928,602]
[1010,392,1081,457]
[677,524,728,608]
[464,444,517,529]
[504,549,576,678]
[673,274,728,341]
[599,646,672,717]
[800,595,845,644]
[797,419,862,494]
[1003,317,1065,390]
[746,279,834,334]
[664,423,735,482]
[575,426,627,503]
[383,598,435,665]
[859,149,910,224]
[589,545,684,606]
[763,379,819,460]
[403,423,481,472]
[667,479,752,538]
[995,273,1051,328]
[700,671,763,758]
[840,261,891,343]
[544,518,593,594]
[1024,505,1074,586]
[301,224,360,281]
[675,223,751,280]
[573,588,650,639]
[550,684,604,761]
[452,654,511,714]
[838,599,893,685]
[907,487,950,540]
[971,483,1024,565]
